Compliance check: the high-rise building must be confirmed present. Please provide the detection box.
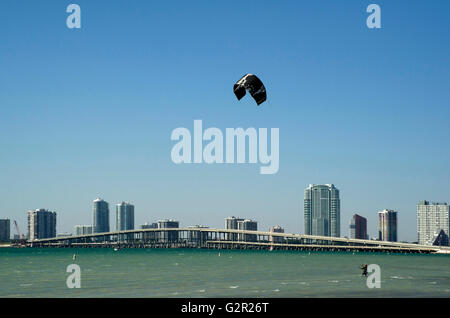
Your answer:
[417,201,449,246]
[157,219,179,242]
[27,209,57,241]
[93,198,109,233]
[270,225,284,243]
[350,214,368,239]
[56,232,72,237]
[378,209,397,242]
[116,202,135,231]
[225,216,244,241]
[0,219,10,242]
[237,219,257,242]
[158,219,179,229]
[304,184,340,237]
[225,216,245,230]
[141,222,158,229]
[74,225,93,236]
[187,225,209,242]
[141,222,158,241]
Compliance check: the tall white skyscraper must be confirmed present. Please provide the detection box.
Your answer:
[304,184,340,237]
[116,201,135,231]
[417,201,449,246]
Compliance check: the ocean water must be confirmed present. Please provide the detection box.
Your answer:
[0,248,449,297]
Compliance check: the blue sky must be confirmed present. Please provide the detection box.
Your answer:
[0,0,449,241]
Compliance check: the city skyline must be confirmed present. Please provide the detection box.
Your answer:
[1,1,449,242]
[4,194,450,245]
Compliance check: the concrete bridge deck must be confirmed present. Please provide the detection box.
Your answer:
[25,228,450,254]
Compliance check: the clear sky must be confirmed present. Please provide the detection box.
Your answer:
[0,0,449,241]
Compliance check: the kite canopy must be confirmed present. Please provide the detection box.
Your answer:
[233,74,266,105]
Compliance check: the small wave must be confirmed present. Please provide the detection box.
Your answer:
[197,289,205,293]
[273,289,280,292]
[20,283,32,287]
[328,280,339,283]
[229,286,239,289]
[173,263,179,266]
[429,282,437,284]
[390,276,405,280]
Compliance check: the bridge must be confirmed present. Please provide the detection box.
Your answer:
[26,228,450,254]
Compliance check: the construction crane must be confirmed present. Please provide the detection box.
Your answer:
[13,220,23,240]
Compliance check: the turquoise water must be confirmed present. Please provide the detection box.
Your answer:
[0,248,449,297]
